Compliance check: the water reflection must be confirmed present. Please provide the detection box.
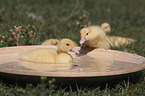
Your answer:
[19,54,144,73]
[70,55,113,72]
[0,47,144,74]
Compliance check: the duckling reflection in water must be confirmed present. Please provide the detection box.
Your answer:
[22,39,79,63]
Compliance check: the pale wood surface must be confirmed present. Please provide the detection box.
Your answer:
[0,45,145,77]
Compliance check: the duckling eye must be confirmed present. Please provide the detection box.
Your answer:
[86,33,88,35]
[66,44,69,46]
[105,27,108,29]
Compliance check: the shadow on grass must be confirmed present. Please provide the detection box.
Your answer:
[0,70,144,91]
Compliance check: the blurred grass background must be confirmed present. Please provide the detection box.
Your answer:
[0,0,145,95]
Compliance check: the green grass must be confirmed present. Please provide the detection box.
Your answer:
[0,0,145,95]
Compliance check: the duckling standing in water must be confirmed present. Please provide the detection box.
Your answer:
[79,26,110,49]
[22,39,79,63]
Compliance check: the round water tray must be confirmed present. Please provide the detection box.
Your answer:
[0,45,145,83]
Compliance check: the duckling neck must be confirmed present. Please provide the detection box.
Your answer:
[57,50,68,54]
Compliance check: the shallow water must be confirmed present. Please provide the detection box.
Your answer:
[0,55,144,74]
[0,46,145,76]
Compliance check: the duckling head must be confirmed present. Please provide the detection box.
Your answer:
[51,39,59,45]
[101,23,111,35]
[80,27,102,45]
[57,39,80,54]
[79,28,91,45]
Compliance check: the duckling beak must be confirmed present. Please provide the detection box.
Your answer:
[79,37,85,45]
[71,47,80,54]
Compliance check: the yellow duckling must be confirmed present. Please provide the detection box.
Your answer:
[22,39,80,63]
[101,22,111,35]
[101,23,136,47]
[79,26,110,49]
[41,39,59,46]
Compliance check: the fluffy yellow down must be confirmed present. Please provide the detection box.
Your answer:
[108,36,136,47]
[101,22,111,35]
[80,26,110,49]
[22,39,79,63]
[41,39,59,45]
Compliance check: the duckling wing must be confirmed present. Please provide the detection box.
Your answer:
[56,53,73,63]
[85,36,110,49]
[22,48,57,63]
